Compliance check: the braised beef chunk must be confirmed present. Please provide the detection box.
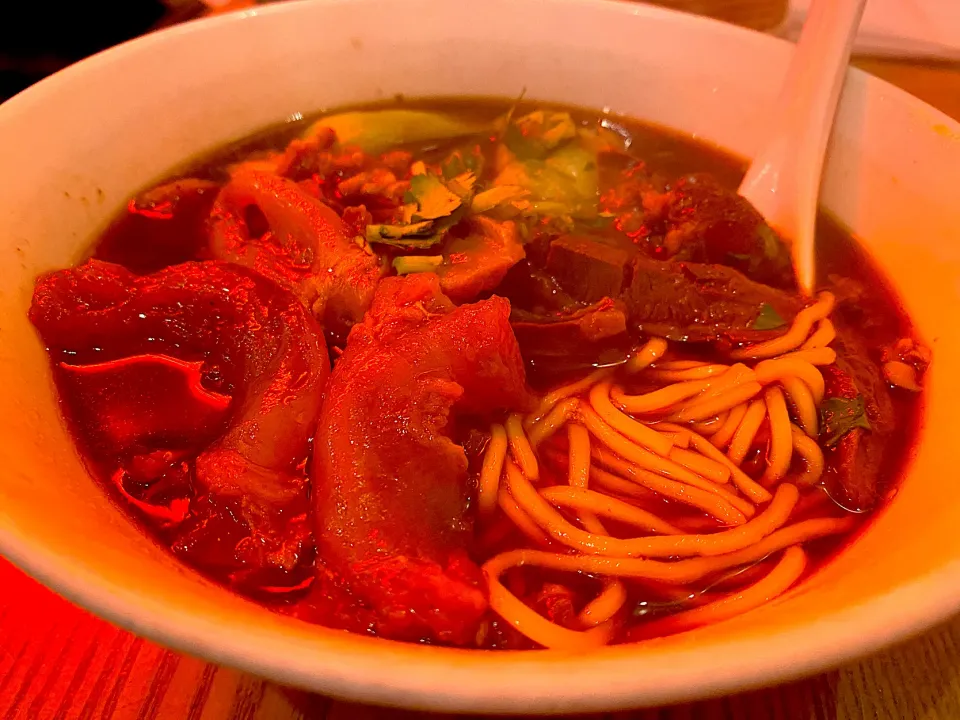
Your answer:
[525,230,801,344]
[820,324,896,511]
[496,260,578,314]
[31,260,329,587]
[624,256,802,343]
[820,365,878,511]
[312,274,530,645]
[545,234,632,303]
[512,232,801,357]
[659,174,795,289]
[436,217,526,302]
[600,167,795,288]
[511,299,630,385]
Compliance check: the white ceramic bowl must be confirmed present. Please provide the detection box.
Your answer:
[1,0,959,713]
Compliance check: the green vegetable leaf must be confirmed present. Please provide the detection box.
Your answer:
[393,255,444,275]
[753,303,787,331]
[819,396,872,447]
[545,143,598,201]
[445,171,477,199]
[367,220,434,239]
[471,185,530,214]
[405,174,463,221]
[493,144,599,218]
[492,106,599,218]
[304,110,489,154]
[503,110,578,160]
[373,171,474,247]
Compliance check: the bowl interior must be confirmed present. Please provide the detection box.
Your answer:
[1,0,960,713]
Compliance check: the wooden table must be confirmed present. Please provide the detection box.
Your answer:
[3,2,960,718]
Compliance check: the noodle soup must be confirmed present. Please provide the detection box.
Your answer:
[28,98,926,650]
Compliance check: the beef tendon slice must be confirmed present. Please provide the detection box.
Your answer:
[434,216,525,303]
[95,178,221,273]
[312,273,531,645]
[30,259,330,580]
[209,169,386,335]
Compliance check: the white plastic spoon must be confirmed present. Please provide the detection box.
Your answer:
[738,0,868,295]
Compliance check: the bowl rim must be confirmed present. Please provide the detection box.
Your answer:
[3,0,960,713]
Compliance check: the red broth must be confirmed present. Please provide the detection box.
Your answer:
[32,98,924,649]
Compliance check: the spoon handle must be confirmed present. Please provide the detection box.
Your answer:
[738,0,867,294]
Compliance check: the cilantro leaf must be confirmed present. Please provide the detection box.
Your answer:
[445,171,477,199]
[819,396,872,447]
[405,174,463,221]
[372,171,474,248]
[753,303,787,331]
[441,146,485,180]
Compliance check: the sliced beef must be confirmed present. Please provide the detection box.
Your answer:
[496,260,631,381]
[624,256,803,343]
[545,234,632,304]
[659,174,795,289]
[511,299,631,385]
[496,260,578,315]
[516,232,799,360]
[312,274,531,645]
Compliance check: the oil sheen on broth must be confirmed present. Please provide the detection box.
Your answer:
[28,98,928,650]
